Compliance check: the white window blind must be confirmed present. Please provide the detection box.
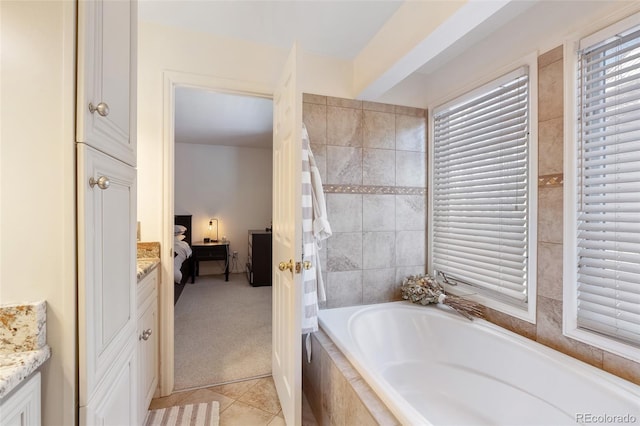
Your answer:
[576,26,640,346]
[432,67,530,305]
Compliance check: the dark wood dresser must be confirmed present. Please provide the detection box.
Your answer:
[247,230,272,286]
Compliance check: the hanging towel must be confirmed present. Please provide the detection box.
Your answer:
[301,123,332,335]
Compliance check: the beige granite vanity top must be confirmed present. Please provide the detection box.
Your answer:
[0,301,50,399]
[137,241,160,281]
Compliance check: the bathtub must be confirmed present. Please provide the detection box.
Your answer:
[318,301,640,426]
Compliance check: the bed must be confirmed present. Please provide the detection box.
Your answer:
[174,215,193,304]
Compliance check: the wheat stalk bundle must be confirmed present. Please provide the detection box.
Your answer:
[400,274,484,320]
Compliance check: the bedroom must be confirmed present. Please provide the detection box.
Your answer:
[171,87,274,391]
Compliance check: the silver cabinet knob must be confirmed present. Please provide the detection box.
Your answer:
[89,176,110,190]
[140,329,152,341]
[88,102,110,117]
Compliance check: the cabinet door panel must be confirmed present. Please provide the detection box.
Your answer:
[77,0,135,165]
[80,343,137,426]
[137,288,158,424]
[78,143,136,405]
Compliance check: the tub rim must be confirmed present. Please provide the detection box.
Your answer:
[318,301,640,426]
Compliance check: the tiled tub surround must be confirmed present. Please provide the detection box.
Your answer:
[303,94,427,309]
[302,329,399,426]
[137,241,161,281]
[481,46,640,385]
[0,301,51,398]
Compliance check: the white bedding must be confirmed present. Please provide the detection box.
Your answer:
[174,240,192,283]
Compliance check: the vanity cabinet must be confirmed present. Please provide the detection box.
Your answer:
[0,372,41,426]
[137,266,159,425]
[77,0,137,166]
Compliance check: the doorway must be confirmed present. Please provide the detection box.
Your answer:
[158,71,275,396]
[172,87,274,390]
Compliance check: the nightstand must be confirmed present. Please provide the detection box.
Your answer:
[191,241,230,282]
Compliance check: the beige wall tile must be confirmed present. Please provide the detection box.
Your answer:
[537,241,563,301]
[483,307,537,340]
[363,268,399,304]
[536,296,604,368]
[538,59,564,122]
[327,96,362,109]
[538,45,563,68]
[395,114,426,152]
[303,103,327,145]
[603,352,640,386]
[326,146,362,184]
[363,148,395,186]
[303,93,327,105]
[363,100,395,113]
[327,106,363,147]
[538,117,564,175]
[538,186,563,244]
[363,110,395,149]
[395,105,427,117]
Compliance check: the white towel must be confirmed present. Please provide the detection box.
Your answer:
[301,123,331,335]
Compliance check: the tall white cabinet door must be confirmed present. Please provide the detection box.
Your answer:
[77,143,137,408]
[79,339,137,426]
[77,0,136,166]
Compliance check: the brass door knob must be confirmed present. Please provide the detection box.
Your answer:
[303,261,312,270]
[278,259,294,272]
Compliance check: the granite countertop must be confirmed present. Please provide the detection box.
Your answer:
[0,301,50,399]
[137,258,160,281]
[137,241,161,281]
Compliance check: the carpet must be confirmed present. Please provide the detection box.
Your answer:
[174,273,272,390]
[145,402,219,426]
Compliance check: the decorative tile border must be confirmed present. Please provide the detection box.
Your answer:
[323,184,426,195]
[538,173,564,187]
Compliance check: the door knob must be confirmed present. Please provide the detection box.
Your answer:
[88,102,110,117]
[303,261,312,270]
[89,176,110,190]
[278,259,294,272]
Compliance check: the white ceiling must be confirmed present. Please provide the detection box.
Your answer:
[145,0,402,148]
[174,88,273,148]
[139,0,402,59]
[150,0,636,148]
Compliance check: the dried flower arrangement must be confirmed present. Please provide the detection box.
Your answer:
[401,274,484,320]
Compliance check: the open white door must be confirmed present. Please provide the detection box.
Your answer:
[272,44,303,426]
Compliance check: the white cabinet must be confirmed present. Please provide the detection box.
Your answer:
[77,143,137,416]
[137,266,158,425]
[0,372,41,426]
[77,0,138,423]
[77,0,137,166]
[79,340,137,426]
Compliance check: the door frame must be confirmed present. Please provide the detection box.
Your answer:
[160,71,273,396]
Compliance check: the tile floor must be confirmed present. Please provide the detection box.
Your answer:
[149,376,318,426]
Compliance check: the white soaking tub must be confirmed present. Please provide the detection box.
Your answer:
[318,301,640,426]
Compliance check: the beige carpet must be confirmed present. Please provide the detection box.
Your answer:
[146,402,219,426]
[174,273,272,390]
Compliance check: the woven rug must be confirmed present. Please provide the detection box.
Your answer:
[145,402,219,426]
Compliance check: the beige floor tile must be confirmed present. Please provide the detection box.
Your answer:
[179,388,235,412]
[220,401,274,426]
[267,414,286,426]
[209,378,262,400]
[149,390,192,410]
[238,377,282,415]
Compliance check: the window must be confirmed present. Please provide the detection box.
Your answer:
[431,65,536,320]
[565,15,640,358]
